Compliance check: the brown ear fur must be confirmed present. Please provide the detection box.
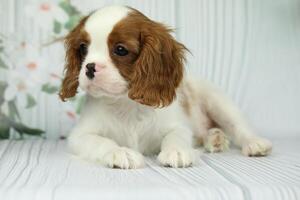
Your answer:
[128,20,187,107]
[59,17,89,101]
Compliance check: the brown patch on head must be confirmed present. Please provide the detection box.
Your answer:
[108,8,187,107]
[59,16,90,101]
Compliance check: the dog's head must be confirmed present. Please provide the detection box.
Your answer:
[59,6,187,107]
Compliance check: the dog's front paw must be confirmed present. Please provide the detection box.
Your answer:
[242,137,272,156]
[204,128,230,153]
[158,147,195,168]
[102,147,145,169]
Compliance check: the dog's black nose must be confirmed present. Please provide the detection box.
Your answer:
[86,63,96,79]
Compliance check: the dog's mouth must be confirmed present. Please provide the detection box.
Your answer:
[85,83,127,98]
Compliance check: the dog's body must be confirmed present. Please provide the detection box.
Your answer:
[60,6,272,169]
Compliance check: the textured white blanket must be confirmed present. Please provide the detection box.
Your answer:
[0,139,299,200]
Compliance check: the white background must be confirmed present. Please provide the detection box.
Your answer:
[0,0,299,138]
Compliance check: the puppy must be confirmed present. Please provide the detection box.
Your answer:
[59,5,272,169]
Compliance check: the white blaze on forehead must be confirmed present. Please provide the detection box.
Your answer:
[84,6,130,60]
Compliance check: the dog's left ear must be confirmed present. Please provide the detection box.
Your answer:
[59,16,89,101]
[128,21,187,107]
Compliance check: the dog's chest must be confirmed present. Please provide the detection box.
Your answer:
[99,103,161,154]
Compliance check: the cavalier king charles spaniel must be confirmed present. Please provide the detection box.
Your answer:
[59,5,272,169]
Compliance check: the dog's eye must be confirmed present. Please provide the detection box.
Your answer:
[114,44,128,56]
[79,43,88,57]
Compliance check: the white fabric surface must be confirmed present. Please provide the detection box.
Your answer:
[0,139,299,200]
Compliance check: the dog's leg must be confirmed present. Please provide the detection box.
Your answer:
[202,87,272,156]
[68,126,144,169]
[157,126,195,168]
[204,128,230,153]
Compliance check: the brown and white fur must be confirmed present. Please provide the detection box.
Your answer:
[59,6,272,169]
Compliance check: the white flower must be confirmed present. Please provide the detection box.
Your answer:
[63,103,78,121]
[4,70,33,107]
[25,1,68,32]
[16,45,49,84]
[3,45,50,108]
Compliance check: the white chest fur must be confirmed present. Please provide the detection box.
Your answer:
[79,96,187,155]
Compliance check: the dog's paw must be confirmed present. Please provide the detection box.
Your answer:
[242,137,272,156]
[102,147,145,169]
[158,147,194,168]
[204,128,230,153]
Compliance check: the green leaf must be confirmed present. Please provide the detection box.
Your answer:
[53,20,62,34]
[11,122,44,136]
[8,100,21,120]
[58,0,82,31]
[0,39,4,52]
[0,114,10,139]
[64,15,81,30]
[26,94,36,109]
[59,1,80,16]
[0,81,6,105]
[0,57,8,69]
[41,83,59,94]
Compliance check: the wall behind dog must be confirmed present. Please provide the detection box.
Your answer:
[0,0,299,139]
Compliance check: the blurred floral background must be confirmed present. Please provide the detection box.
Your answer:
[0,0,84,139]
[0,0,299,140]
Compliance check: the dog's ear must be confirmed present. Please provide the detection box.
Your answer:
[128,21,187,107]
[59,16,89,101]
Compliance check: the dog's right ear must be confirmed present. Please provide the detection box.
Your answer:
[59,16,89,101]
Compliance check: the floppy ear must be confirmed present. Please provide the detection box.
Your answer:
[128,22,187,107]
[59,17,89,101]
